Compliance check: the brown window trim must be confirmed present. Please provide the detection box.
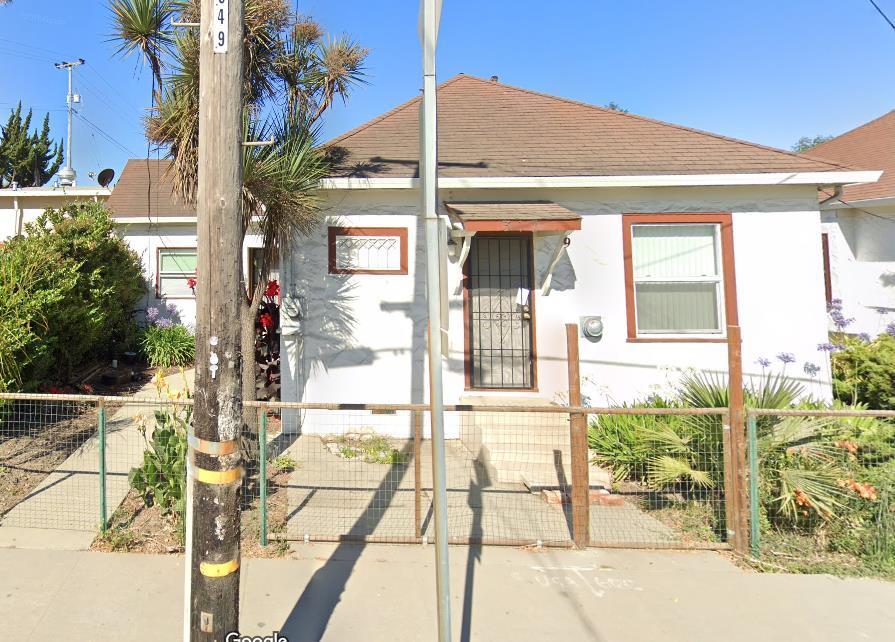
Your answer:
[328,226,409,275]
[821,232,833,305]
[155,246,197,300]
[622,213,739,343]
[462,231,539,392]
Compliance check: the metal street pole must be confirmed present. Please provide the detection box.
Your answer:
[190,0,245,639]
[419,1,452,641]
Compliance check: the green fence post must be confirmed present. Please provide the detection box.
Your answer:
[259,408,268,547]
[98,400,108,533]
[748,414,759,558]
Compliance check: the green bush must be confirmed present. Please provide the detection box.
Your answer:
[0,202,144,389]
[832,334,895,410]
[129,393,191,526]
[140,324,195,368]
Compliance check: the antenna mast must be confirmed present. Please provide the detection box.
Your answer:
[54,58,85,186]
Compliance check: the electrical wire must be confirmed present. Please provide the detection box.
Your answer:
[867,0,895,32]
[74,111,139,157]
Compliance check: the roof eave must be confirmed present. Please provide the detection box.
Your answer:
[319,171,882,191]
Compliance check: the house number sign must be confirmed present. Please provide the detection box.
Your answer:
[213,0,229,54]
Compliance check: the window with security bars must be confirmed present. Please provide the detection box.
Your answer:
[157,248,197,298]
[328,227,408,274]
[631,223,724,334]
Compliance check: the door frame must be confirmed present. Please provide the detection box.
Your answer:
[462,231,539,392]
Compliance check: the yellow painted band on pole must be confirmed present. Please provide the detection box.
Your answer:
[188,434,238,456]
[199,558,240,577]
[194,466,242,485]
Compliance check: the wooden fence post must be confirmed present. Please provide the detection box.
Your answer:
[566,324,589,549]
[727,324,749,555]
[414,410,423,539]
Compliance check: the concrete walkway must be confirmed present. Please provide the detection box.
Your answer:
[0,369,194,549]
[283,436,677,546]
[1,545,892,641]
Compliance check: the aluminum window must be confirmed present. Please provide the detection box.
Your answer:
[157,248,197,298]
[631,223,724,334]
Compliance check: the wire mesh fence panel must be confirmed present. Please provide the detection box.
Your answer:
[263,407,421,543]
[0,398,101,530]
[586,411,730,548]
[748,410,895,572]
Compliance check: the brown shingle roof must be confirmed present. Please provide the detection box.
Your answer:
[106,159,193,218]
[326,74,855,179]
[809,111,895,202]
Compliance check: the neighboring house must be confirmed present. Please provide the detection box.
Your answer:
[0,185,110,239]
[809,112,895,335]
[276,74,880,437]
[106,159,269,326]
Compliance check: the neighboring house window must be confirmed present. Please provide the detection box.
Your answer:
[328,227,408,275]
[157,248,197,298]
[821,233,833,305]
[623,213,738,341]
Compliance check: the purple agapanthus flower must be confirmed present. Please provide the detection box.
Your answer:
[803,362,821,377]
[876,307,890,316]
[829,310,855,330]
[776,352,796,364]
[166,303,178,315]
[155,317,174,329]
[818,343,836,352]
[887,322,895,338]
[146,306,159,320]
[827,298,843,313]
[858,332,872,343]
[756,357,771,368]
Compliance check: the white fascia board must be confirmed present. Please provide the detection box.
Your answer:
[113,216,196,224]
[0,187,111,198]
[318,171,882,191]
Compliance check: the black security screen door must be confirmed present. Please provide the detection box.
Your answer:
[467,235,535,389]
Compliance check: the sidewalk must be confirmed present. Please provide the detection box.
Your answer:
[2,544,893,641]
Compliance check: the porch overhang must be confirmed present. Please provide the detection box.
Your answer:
[443,201,582,232]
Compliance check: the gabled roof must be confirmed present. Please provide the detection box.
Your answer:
[810,110,895,203]
[106,159,193,218]
[326,74,856,180]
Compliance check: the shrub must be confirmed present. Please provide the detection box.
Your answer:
[0,202,144,388]
[140,323,195,368]
[832,334,895,410]
[128,372,191,526]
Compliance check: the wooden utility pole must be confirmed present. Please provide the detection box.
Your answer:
[190,0,245,639]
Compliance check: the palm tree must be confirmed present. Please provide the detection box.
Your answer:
[108,0,367,458]
[108,0,175,98]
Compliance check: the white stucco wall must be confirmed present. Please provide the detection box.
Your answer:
[281,185,833,437]
[0,189,109,240]
[822,205,895,335]
[119,221,264,328]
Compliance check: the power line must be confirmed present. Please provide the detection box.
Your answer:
[74,111,139,156]
[868,0,895,32]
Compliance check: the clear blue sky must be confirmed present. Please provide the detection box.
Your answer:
[2,0,894,186]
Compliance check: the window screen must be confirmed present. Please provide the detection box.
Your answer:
[631,224,723,334]
[158,248,197,297]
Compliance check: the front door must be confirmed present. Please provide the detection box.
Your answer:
[466,235,535,389]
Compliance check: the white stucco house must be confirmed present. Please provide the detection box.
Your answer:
[275,74,880,436]
[810,111,895,336]
[0,185,110,240]
[104,159,269,327]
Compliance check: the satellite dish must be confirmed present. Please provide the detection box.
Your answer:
[97,168,115,188]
